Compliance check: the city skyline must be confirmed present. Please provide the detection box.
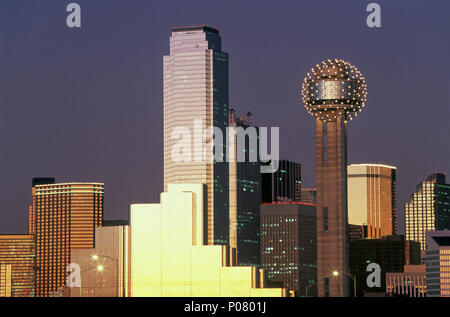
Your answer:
[0,0,449,238]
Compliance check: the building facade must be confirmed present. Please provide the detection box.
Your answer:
[261,160,301,203]
[425,230,450,297]
[350,235,420,296]
[260,202,317,296]
[386,265,426,297]
[130,184,287,297]
[228,110,261,266]
[300,187,316,204]
[69,225,130,297]
[405,173,450,250]
[163,26,230,246]
[347,164,397,238]
[29,178,104,297]
[0,235,35,297]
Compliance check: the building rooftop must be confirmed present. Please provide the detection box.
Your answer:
[171,25,219,34]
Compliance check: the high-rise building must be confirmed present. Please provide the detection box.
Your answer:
[129,184,287,297]
[347,164,397,238]
[163,25,229,246]
[405,173,450,250]
[260,202,317,296]
[301,187,316,204]
[228,110,261,266]
[386,265,426,297]
[29,178,104,297]
[301,59,368,296]
[349,235,420,296]
[425,230,450,297]
[0,235,35,297]
[69,225,130,297]
[261,160,301,203]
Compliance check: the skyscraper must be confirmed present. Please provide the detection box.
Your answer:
[163,26,229,246]
[0,235,35,297]
[129,184,287,297]
[301,59,367,297]
[228,110,261,266]
[29,179,104,297]
[347,164,397,238]
[261,160,301,203]
[405,173,450,250]
[260,202,317,296]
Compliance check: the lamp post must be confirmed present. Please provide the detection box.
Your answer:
[78,265,105,297]
[92,254,119,297]
[332,270,357,297]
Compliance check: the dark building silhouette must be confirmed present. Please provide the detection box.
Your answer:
[350,235,420,296]
[261,160,301,203]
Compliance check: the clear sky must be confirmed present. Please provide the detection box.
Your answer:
[0,0,448,234]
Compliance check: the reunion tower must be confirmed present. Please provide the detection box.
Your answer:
[301,59,367,297]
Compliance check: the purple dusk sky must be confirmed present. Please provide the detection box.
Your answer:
[0,0,448,235]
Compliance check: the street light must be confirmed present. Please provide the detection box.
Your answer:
[92,254,119,297]
[331,270,357,297]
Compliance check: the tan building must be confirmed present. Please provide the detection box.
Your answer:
[70,225,130,297]
[0,234,35,297]
[130,184,287,297]
[386,265,426,297]
[347,164,397,238]
[29,178,103,297]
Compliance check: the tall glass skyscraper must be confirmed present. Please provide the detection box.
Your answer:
[228,110,261,266]
[163,26,229,245]
[405,173,450,250]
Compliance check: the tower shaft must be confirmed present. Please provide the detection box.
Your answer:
[315,116,349,297]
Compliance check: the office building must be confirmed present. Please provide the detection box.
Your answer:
[163,26,230,246]
[0,235,35,297]
[405,173,450,250]
[260,202,317,296]
[228,110,261,266]
[69,225,130,297]
[130,184,287,297]
[261,160,301,203]
[301,187,316,204]
[301,59,368,296]
[29,178,104,297]
[425,230,450,297]
[386,265,426,297]
[348,164,397,238]
[350,235,420,296]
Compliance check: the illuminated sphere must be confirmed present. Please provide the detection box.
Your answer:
[301,59,367,122]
